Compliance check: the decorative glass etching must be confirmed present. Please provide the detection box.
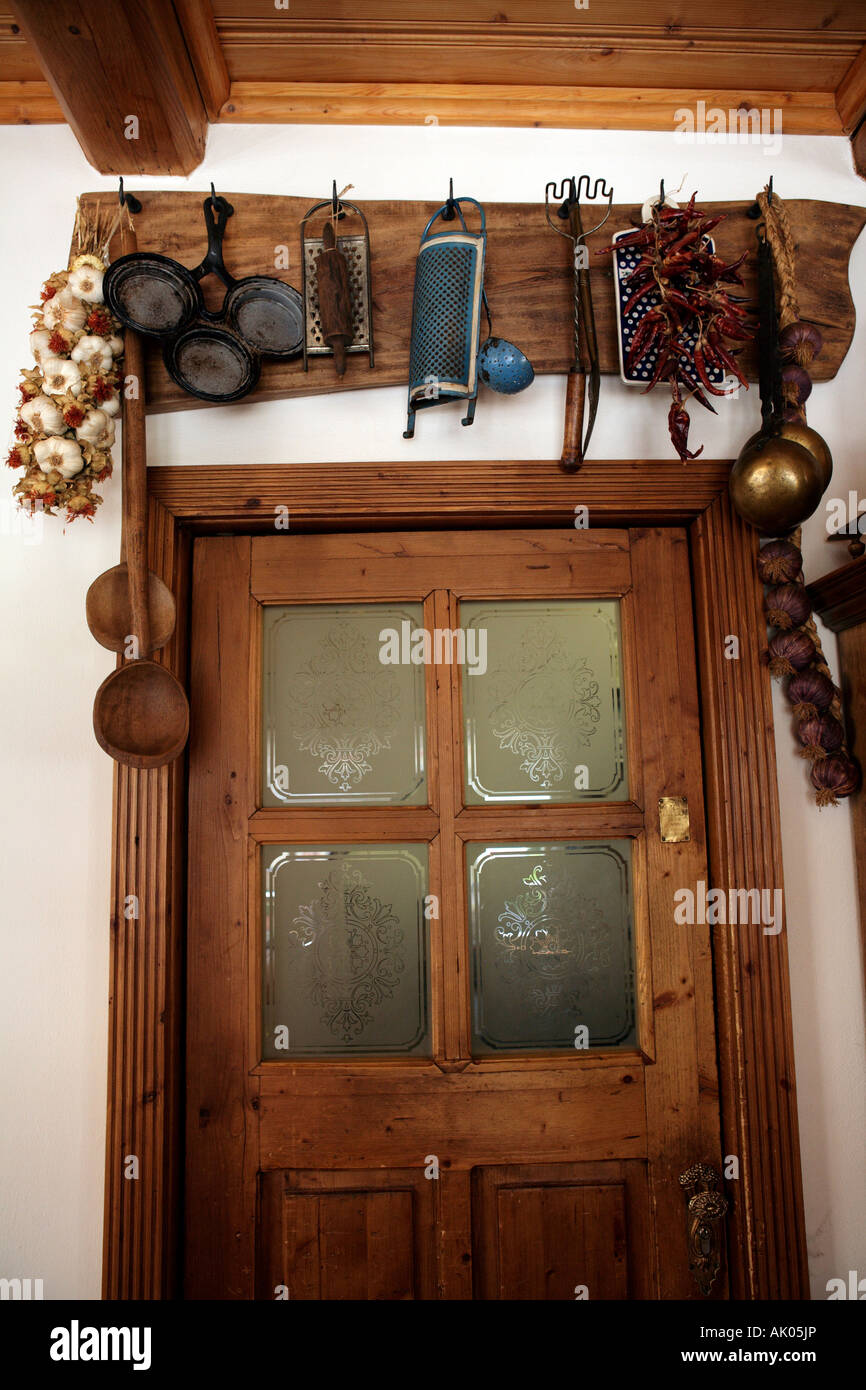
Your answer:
[466,841,636,1053]
[460,600,628,803]
[262,844,430,1057]
[262,604,427,806]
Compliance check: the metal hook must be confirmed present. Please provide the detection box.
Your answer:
[330,179,346,221]
[441,177,457,222]
[117,177,141,214]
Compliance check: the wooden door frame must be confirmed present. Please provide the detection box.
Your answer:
[101,457,809,1301]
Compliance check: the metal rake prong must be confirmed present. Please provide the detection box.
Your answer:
[573,176,614,240]
[544,178,577,240]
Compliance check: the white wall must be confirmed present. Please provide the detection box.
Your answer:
[1,121,864,1300]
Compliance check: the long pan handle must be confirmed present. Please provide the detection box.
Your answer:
[117,214,150,661]
[561,368,586,473]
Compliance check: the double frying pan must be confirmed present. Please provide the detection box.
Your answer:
[103,193,304,402]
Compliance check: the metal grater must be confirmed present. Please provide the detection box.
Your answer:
[403,196,486,438]
[300,187,374,371]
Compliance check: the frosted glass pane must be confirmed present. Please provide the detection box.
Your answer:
[467,841,636,1054]
[461,600,628,803]
[262,844,430,1058]
[262,604,427,806]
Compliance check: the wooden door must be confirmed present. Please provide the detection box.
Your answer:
[185,528,724,1300]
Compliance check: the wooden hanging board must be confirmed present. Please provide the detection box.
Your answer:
[79,192,866,415]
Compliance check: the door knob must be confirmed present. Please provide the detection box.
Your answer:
[679,1162,728,1295]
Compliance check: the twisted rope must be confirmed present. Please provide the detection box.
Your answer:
[756,187,799,329]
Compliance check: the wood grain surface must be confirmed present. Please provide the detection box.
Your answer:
[77,191,866,414]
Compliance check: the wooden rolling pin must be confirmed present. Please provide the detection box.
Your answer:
[315,221,353,376]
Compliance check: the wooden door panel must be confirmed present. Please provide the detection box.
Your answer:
[258,1063,646,1169]
[187,529,724,1299]
[257,1169,437,1300]
[472,1162,652,1300]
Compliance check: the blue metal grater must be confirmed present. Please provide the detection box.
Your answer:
[403,197,486,438]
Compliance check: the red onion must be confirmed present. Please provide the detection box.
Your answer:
[765,583,811,630]
[811,754,861,807]
[768,629,816,676]
[757,539,803,585]
[781,364,812,407]
[778,320,824,368]
[797,714,845,761]
[787,669,835,719]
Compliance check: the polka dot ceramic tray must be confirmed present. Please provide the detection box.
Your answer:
[612,229,726,391]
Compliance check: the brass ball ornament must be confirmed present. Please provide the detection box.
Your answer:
[729,430,826,535]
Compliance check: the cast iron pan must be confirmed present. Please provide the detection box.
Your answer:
[103,194,304,402]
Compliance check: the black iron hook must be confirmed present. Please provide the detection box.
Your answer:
[747,174,775,220]
[118,177,141,214]
[441,176,457,222]
[330,179,346,221]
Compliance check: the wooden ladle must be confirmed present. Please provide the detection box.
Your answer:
[86,218,176,654]
[92,213,189,768]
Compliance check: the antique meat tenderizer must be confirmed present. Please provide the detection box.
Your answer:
[403,190,487,438]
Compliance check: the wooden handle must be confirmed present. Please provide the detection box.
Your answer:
[117,210,150,660]
[316,221,353,377]
[561,367,586,473]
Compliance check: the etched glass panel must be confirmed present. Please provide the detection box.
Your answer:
[262,604,427,806]
[466,840,636,1053]
[262,844,430,1058]
[460,600,628,803]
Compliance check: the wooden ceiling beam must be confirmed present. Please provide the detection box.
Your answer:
[838,41,866,132]
[218,81,843,136]
[174,0,229,124]
[9,0,208,173]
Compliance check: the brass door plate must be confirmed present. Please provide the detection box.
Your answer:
[659,795,690,842]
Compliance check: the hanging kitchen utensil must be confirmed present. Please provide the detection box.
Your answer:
[300,183,374,376]
[403,187,486,438]
[87,192,176,655]
[477,293,535,395]
[103,189,304,403]
[93,186,189,768]
[545,175,613,472]
[92,306,189,767]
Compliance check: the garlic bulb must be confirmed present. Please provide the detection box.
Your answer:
[71,335,113,373]
[20,393,66,436]
[41,357,83,397]
[30,328,53,363]
[107,335,124,357]
[34,436,84,479]
[43,289,87,333]
[100,390,121,417]
[67,264,105,303]
[75,408,115,448]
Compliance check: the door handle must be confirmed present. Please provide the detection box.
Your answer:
[679,1162,729,1296]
